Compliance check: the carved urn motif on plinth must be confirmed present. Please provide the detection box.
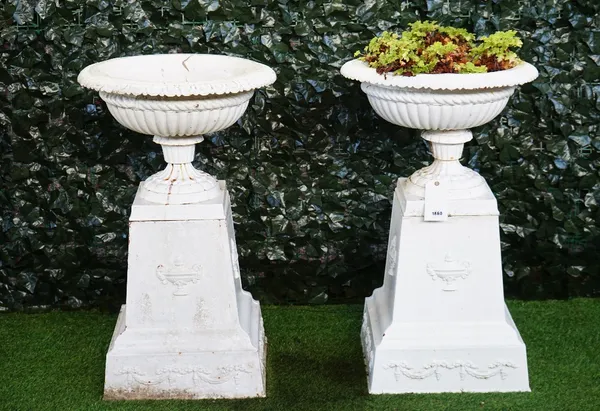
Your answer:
[78,54,276,399]
[341,59,538,394]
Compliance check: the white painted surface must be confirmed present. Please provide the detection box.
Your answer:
[78,54,276,205]
[361,181,530,393]
[104,186,266,399]
[342,60,537,200]
[341,59,538,394]
[99,91,252,205]
[77,55,274,399]
[78,54,276,399]
[404,130,490,200]
[340,59,538,91]
[77,54,277,97]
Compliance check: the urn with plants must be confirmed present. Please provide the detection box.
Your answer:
[342,21,538,200]
[342,21,538,394]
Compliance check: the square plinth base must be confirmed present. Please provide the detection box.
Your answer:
[105,182,266,400]
[361,180,530,394]
[104,306,267,400]
[362,300,530,394]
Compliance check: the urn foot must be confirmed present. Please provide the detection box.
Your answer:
[139,136,221,205]
[403,130,490,200]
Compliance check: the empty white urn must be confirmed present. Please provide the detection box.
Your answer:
[78,54,276,399]
[78,54,276,205]
[341,59,538,394]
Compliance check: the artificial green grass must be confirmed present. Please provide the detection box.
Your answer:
[1,300,599,411]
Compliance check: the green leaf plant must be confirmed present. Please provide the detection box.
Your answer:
[355,21,523,76]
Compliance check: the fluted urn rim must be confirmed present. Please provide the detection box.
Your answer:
[340,59,539,91]
[78,53,276,97]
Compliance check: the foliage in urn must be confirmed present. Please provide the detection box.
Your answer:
[470,31,524,71]
[355,21,523,76]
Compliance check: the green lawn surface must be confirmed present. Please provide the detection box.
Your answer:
[1,300,599,411]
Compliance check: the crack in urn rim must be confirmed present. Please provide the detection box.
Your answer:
[78,54,277,97]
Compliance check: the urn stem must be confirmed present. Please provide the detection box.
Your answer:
[402,130,489,200]
[138,135,221,205]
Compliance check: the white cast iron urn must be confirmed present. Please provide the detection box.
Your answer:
[78,54,276,400]
[78,54,276,205]
[341,59,539,395]
[341,59,538,200]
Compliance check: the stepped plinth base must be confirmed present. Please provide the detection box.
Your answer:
[104,183,266,399]
[362,179,530,394]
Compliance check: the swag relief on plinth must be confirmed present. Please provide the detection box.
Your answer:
[117,365,252,388]
[385,361,518,382]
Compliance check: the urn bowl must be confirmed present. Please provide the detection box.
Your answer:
[340,59,538,200]
[78,54,276,137]
[340,60,538,130]
[78,53,276,205]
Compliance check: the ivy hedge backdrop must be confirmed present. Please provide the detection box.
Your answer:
[1,0,599,310]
